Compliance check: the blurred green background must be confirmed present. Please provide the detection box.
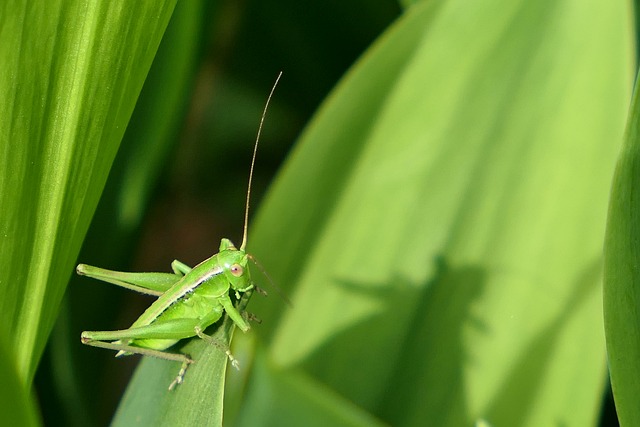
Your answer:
[1,0,637,425]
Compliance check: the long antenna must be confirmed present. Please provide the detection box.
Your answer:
[241,71,282,251]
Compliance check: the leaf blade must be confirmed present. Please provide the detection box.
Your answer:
[246,0,632,425]
[0,0,177,385]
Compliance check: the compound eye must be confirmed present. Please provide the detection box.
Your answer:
[230,264,244,277]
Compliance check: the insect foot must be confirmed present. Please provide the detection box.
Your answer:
[244,311,262,324]
[168,357,194,391]
[230,354,240,370]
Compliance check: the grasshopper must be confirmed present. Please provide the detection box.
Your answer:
[78,72,282,390]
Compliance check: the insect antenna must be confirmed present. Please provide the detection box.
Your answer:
[241,71,283,252]
[247,254,292,306]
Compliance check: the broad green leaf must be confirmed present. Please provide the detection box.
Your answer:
[603,53,640,427]
[239,0,632,425]
[0,0,176,387]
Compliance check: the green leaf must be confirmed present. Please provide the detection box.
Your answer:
[232,349,386,427]
[38,2,203,424]
[112,331,230,427]
[241,0,632,425]
[112,291,254,427]
[603,51,640,427]
[0,332,39,427]
[0,0,177,387]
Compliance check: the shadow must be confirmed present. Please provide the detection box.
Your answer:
[483,258,603,426]
[297,256,488,426]
[289,255,604,426]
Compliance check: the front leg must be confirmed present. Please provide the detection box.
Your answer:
[218,294,251,332]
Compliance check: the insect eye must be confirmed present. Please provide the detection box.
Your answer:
[230,264,243,277]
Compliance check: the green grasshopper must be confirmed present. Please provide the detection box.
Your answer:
[78,72,281,390]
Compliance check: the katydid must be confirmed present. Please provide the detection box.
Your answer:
[78,72,282,390]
